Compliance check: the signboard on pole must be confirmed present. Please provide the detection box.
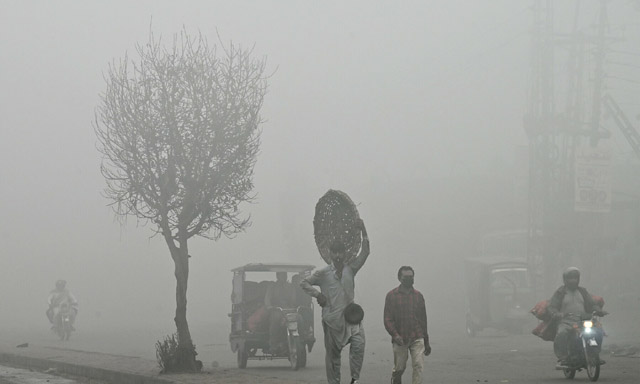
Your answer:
[574,143,612,213]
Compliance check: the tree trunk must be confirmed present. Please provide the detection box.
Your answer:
[170,245,200,372]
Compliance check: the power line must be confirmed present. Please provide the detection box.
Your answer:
[606,60,640,70]
[609,49,640,57]
[606,74,640,84]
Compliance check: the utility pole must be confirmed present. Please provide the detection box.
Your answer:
[590,0,608,145]
[525,0,557,297]
[525,0,612,297]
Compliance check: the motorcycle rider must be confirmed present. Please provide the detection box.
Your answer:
[264,272,297,353]
[292,273,315,343]
[46,279,78,329]
[547,267,606,368]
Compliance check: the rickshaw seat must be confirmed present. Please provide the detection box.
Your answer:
[243,280,274,332]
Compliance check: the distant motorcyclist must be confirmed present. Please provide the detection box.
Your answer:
[547,267,606,368]
[46,280,78,328]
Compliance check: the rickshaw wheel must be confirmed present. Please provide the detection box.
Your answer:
[237,345,248,369]
[298,340,307,368]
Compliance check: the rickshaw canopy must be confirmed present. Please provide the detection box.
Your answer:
[464,256,529,269]
[231,263,316,273]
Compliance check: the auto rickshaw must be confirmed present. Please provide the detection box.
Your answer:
[464,257,535,337]
[229,263,316,370]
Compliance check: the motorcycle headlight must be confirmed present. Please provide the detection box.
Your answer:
[583,320,593,328]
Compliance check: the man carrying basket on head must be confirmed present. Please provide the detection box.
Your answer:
[301,218,370,384]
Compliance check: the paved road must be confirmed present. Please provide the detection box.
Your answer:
[4,317,639,383]
[207,330,640,384]
[0,364,81,384]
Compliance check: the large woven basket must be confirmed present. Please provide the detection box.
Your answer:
[313,190,361,264]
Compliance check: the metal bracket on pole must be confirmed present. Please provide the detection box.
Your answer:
[602,93,640,160]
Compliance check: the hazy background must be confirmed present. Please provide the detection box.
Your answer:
[1,0,639,358]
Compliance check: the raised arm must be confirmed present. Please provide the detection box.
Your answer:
[300,270,322,298]
[350,219,370,274]
[301,269,328,307]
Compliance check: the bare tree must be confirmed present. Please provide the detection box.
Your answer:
[95,30,267,371]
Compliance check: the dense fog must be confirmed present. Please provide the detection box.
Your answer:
[1,1,639,358]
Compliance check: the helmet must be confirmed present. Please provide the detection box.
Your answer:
[562,267,580,285]
[55,279,67,290]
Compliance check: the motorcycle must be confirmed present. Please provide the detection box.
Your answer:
[279,307,310,370]
[52,302,75,341]
[557,312,606,382]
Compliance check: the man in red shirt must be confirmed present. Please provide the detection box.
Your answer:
[384,266,431,384]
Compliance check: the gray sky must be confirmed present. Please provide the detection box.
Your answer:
[1,1,638,343]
